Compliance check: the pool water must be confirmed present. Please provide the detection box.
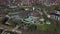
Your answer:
[25,17,32,22]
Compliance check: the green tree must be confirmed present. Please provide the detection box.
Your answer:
[9,20,23,26]
[28,24,37,31]
[45,5,59,10]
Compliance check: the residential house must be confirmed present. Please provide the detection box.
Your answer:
[0,0,9,5]
[50,13,60,21]
[47,10,60,20]
[19,11,31,19]
[7,0,33,6]
[43,0,57,6]
[55,0,60,5]
[9,12,23,20]
[55,11,60,15]
[48,10,60,15]
[31,10,40,17]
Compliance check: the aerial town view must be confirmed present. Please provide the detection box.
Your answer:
[0,0,60,34]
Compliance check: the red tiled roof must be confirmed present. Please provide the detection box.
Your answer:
[19,11,29,18]
[32,11,40,17]
[0,0,8,4]
[0,0,8,2]
[56,0,60,3]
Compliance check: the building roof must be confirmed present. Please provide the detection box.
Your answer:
[50,13,60,16]
[0,0,9,5]
[19,11,31,18]
[31,11,40,17]
[56,0,60,3]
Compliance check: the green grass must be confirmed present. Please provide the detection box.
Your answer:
[37,23,55,31]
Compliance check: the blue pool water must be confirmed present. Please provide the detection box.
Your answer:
[25,17,32,21]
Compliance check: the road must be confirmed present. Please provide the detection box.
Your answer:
[0,24,22,34]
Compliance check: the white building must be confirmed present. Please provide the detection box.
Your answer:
[50,14,60,21]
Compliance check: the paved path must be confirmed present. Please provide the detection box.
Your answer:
[0,24,21,34]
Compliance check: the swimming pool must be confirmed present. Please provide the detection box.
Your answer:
[25,17,32,22]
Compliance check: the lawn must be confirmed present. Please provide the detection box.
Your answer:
[37,23,56,31]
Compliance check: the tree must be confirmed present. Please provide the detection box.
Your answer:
[14,20,24,25]
[45,5,59,10]
[9,20,23,26]
[28,24,37,31]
